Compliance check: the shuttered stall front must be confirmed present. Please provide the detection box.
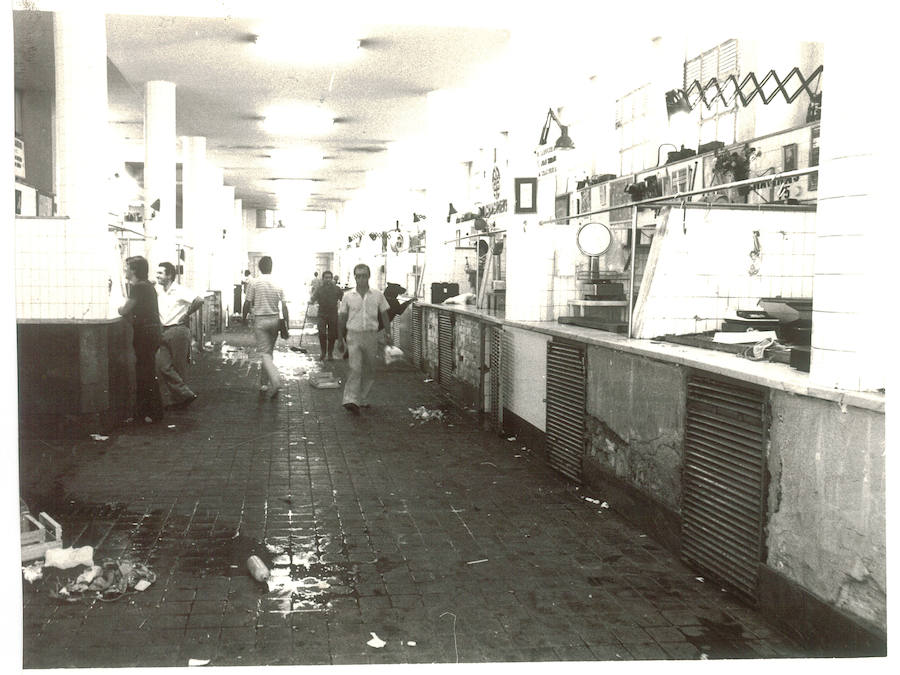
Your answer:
[411,304,423,370]
[682,373,768,604]
[545,340,586,483]
[488,325,503,431]
[437,311,454,394]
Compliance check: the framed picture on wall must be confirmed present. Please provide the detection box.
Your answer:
[782,143,798,172]
[514,177,537,214]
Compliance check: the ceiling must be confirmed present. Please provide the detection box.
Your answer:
[13,10,512,212]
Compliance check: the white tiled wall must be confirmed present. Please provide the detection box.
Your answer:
[15,217,116,321]
[632,206,817,339]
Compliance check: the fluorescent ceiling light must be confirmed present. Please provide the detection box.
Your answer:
[267,147,325,170]
[261,104,335,136]
[252,25,362,63]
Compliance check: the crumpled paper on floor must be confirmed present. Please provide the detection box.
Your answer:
[22,562,44,583]
[366,632,386,648]
[409,406,445,422]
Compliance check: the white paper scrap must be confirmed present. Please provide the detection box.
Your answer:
[366,632,386,648]
[584,497,600,504]
[89,434,109,441]
[135,579,152,591]
[407,641,417,647]
[188,658,210,666]
[712,330,778,344]
[22,563,43,583]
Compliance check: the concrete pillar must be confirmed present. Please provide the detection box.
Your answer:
[52,12,108,227]
[179,136,206,290]
[808,41,885,392]
[214,185,236,303]
[143,81,177,269]
[199,164,224,293]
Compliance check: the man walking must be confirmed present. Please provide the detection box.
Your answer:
[338,263,392,414]
[155,262,202,408]
[310,270,343,361]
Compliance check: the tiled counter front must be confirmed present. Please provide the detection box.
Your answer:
[17,318,132,436]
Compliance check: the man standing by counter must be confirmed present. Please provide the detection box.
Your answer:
[338,263,392,415]
[155,262,203,409]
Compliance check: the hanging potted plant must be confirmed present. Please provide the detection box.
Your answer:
[713,144,759,200]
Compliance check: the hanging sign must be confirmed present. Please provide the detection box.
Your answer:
[536,145,558,177]
[480,199,507,219]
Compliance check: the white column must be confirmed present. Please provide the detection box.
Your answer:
[199,164,224,293]
[808,40,885,392]
[143,81,177,268]
[52,11,108,227]
[179,136,206,290]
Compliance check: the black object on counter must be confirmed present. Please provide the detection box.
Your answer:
[431,282,459,304]
[790,346,811,372]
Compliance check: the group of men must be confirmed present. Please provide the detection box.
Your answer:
[152,260,409,417]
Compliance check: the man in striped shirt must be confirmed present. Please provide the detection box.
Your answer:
[246,256,288,397]
[338,263,392,415]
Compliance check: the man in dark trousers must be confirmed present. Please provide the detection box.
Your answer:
[310,270,343,361]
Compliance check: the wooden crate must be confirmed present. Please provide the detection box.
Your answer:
[21,510,62,562]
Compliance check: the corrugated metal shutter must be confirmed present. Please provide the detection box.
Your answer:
[489,325,502,431]
[437,312,454,393]
[411,305,422,369]
[390,316,401,348]
[545,340,586,483]
[682,373,768,604]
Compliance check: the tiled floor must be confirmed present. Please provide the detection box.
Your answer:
[19,324,814,667]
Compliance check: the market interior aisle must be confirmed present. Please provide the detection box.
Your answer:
[18,324,808,667]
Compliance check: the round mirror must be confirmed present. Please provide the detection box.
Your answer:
[576,222,613,256]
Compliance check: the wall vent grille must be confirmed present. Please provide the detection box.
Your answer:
[411,306,422,369]
[489,325,503,431]
[437,312,454,392]
[545,340,586,483]
[682,373,768,604]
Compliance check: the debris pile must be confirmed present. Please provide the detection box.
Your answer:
[24,551,157,603]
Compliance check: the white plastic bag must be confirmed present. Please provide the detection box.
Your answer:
[384,345,404,365]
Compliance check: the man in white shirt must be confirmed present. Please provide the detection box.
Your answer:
[338,263,392,414]
[155,262,203,408]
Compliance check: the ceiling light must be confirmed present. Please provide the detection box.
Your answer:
[251,26,363,64]
[266,147,325,170]
[261,104,335,136]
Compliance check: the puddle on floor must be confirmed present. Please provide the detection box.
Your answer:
[220,340,331,386]
[262,534,356,615]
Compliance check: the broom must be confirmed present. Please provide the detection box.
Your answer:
[289,303,309,353]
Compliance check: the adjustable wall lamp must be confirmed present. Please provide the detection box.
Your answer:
[665,89,692,118]
[539,108,575,150]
